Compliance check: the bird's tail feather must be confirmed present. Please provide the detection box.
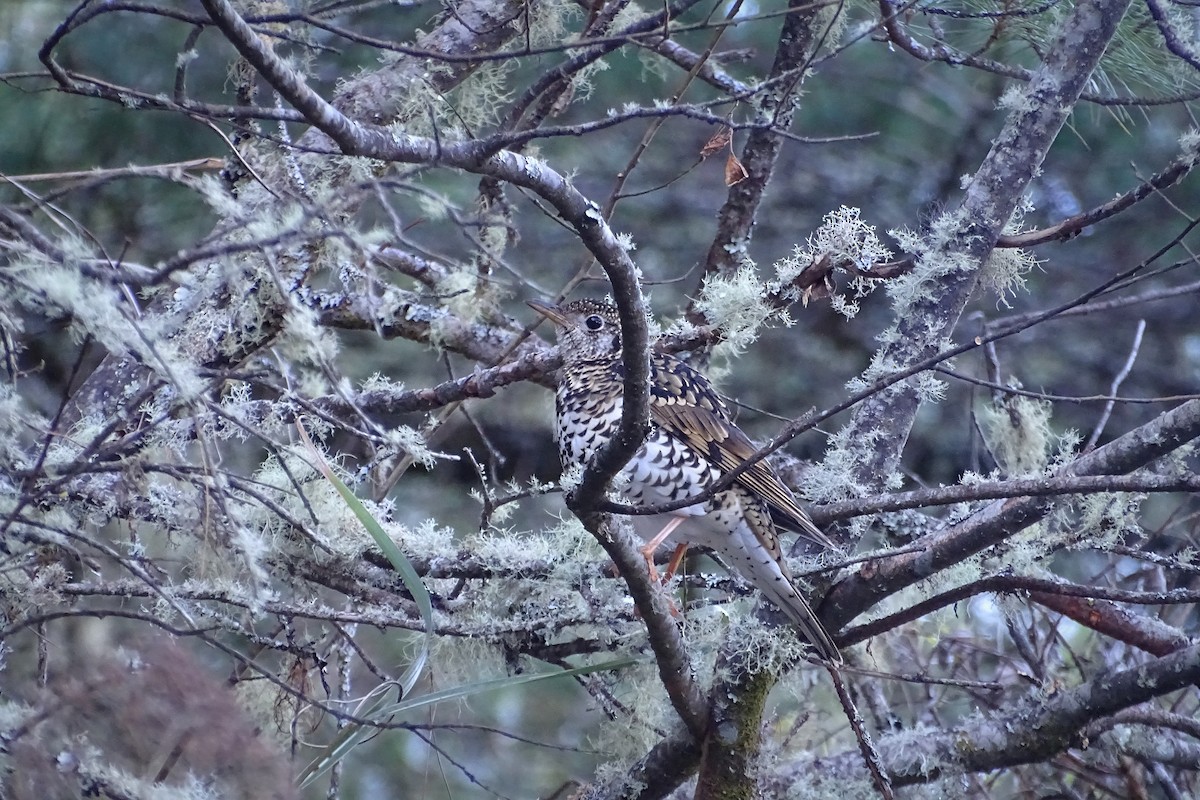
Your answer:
[758,580,842,665]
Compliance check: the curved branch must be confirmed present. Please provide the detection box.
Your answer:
[825,399,1200,629]
[767,641,1200,788]
[839,573,1196,650]
[996,143,1200,248]
[193,3,691,731]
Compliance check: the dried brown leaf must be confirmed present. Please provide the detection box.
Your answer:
[724,153,748,186]
[701,127,733,159]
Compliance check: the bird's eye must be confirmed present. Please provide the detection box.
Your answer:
[585,315,604,331]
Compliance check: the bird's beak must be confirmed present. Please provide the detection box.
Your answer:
[526,299,569,327]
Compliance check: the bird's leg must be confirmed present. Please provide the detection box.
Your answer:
[638,516,685,584]
[662,543,689,583]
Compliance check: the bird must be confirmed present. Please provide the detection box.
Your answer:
[528,297,842,663]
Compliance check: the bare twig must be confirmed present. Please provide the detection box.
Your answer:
[1085,319,1147,450]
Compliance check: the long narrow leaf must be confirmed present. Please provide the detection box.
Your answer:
[369,655,641,719]
[294,420,434,787]
[298,656,639,787]
[293,421,640,790]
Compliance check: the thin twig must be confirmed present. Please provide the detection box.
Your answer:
[1086,319,1147,451]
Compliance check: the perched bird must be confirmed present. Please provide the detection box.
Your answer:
[529,298,841,663]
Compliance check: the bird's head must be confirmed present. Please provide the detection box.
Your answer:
[527,298,622,364]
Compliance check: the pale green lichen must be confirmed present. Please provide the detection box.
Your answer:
[996,83,1034,113]
[402,517,458,561]
[278,303,339,371]
[589,660,676,764]
[460,518,605,632]
[412,187,454,222]
[695,267,775,355]
[189,173,247,219]
[806,206,892,273]
[1180,128,1200,158]
[885,208,977,324]
[386,425,451,470]
[976,393,1055,476]
[806,424,875,503]
[1075,491,1143,550]
[916,371,947,404]
[360,372,405,393]
[712,614,814,678]
[558,461,585,494]
[773,207,893,319]
[828,292,859,319]
[447,60,516,134]
[436,268,489,324]
[979,198,1042,306]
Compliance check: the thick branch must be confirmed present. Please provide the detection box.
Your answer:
[693,0,834,313]
[825,399,1200,629]
[1028,590,1193,657]
[767,642,1200,788]
[582,518,710,739]
[694,654,775,800]
[840,573,1196,651]
[836,0,1134,492]
[578,730,702,800]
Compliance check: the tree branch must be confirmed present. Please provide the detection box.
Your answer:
[692,0,837,318]
[767,641,1200,788]
[839,572,1196,650]
[825,398,1200,629]
[835,0,1134,493]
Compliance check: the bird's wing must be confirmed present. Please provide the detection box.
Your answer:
[646,354,837,552]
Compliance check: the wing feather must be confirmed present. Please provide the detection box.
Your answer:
[646,354,837,551]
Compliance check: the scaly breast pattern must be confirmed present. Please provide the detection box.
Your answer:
[556,360,719,530]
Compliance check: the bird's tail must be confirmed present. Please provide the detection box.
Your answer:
[758,578,842,665]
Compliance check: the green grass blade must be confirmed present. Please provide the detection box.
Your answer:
[294,421,434,787]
